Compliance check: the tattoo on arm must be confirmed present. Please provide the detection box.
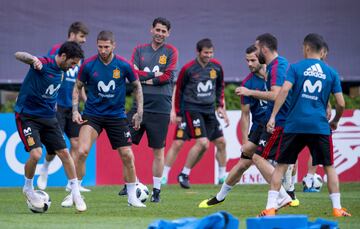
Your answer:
[72,80,84,113]
[14,52,36,65]
[132,80,143,114]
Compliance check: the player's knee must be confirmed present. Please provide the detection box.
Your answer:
[119,148,135,164]
[77,147,89,160]
[55,148,70,160]
[197,139,209,151]
[30,149,42,161]
[214,137,226,150]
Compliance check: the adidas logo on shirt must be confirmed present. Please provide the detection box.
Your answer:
[304,63,326,79]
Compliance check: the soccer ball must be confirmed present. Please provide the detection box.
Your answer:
[302,173,323,192]
[27,190,51,213]
[313,173,323,190]
[136,183,149,203]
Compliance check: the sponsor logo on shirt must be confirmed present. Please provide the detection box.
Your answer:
[197,80,213,97]
[159,55,167,65]
[42,84,61,98]
[97,80,116,98]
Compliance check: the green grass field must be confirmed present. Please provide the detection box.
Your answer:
[0,183,359,229]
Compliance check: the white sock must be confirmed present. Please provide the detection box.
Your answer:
[162,166,171,179]
[329,193,341,209]
[69,178,80,197]
[266,190,279,209]
[42,159,51,170]
[292,175,296,185]
[278,186,289,199]
[181,167,191,176]
[24,177,34,191]
[126,182,136,199]
[78,179,83,187]
[216,182,233,201]
[153,176,161,190]
[218,167,226,179]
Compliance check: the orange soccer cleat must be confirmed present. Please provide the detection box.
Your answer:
[258,208,276,217]
[333,208,352,217]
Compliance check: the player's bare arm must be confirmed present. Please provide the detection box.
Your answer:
[216,106,230,127]
[235,85,280,101]
[14,52,42,70]
[240,104,251,144]
[72,79,86,124]
[330,92,345,130]
[267,81,293,133]
[132,80,143,130]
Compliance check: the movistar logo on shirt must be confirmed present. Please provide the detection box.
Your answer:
[42,84,61,98]
[97,80,115,98]
[197,80,213,97]
[304,63,326,79]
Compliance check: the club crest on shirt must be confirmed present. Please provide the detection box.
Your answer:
[113,69,120,79]
[210,69,217,79]
[159,55,167,65]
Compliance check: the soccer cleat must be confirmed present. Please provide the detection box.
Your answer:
[118,185,128,196]
[276,194,292,210]
[128,197,146,208]
[177,173,190,189]
[73,194,87,212]
[23,189,45,209]
[287,190,300,207]
[150,188,161,203]
[61,193,74,208]
[37,169,48,190]
[65,184,91,192]
[333,208,351,217]
[161,177,168,185]
[198,196,225,208]
[258,208,276,217]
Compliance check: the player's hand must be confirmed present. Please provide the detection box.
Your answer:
[266,117,275,133]
[132,112,143,130]
[329,120,339,130]
[175,116,182,125]
[154,71,163,77]
[235,86,251,96]
[72,111,87,124]
[217,107,230,127]
[32,57,43,70]
[170,109,177,124]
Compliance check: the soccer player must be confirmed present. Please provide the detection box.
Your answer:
[260,33,351,217]
[70,31,145,208]
[118,17,178,202]
[199,44,291,209]
[14,41,87,212]
[161,85,228,185]
[174,38,229,189]
[37,21,90,192]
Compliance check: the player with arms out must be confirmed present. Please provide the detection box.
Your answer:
[14,41,87,212]
[71,31,146,208]
[37,21,90,193]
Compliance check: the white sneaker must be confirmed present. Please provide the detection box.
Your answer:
[23,189,44,209]
[65,184,91,192]
[73,195,87,212]
[37,169,48,190]
[61,193,74,208]
[276,194,292,210]
[128,197,146,208]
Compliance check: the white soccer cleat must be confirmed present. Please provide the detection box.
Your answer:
[128,197,146,208]
[73,194,87,212]
[65,184,91,192]
[276,194,292,210]
[61,193,74,208]
[37,169,48,190]
[23,189,44,209]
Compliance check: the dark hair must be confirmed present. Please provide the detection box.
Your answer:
[256,33,278,51]
[97,30,115,43]
[323,41,329,53]
[303,33,325,52]
[68,21,89,38]
[58,41,84,59]
[152,17,171,30]
[246,44,257,54]
[196,38,213,52]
